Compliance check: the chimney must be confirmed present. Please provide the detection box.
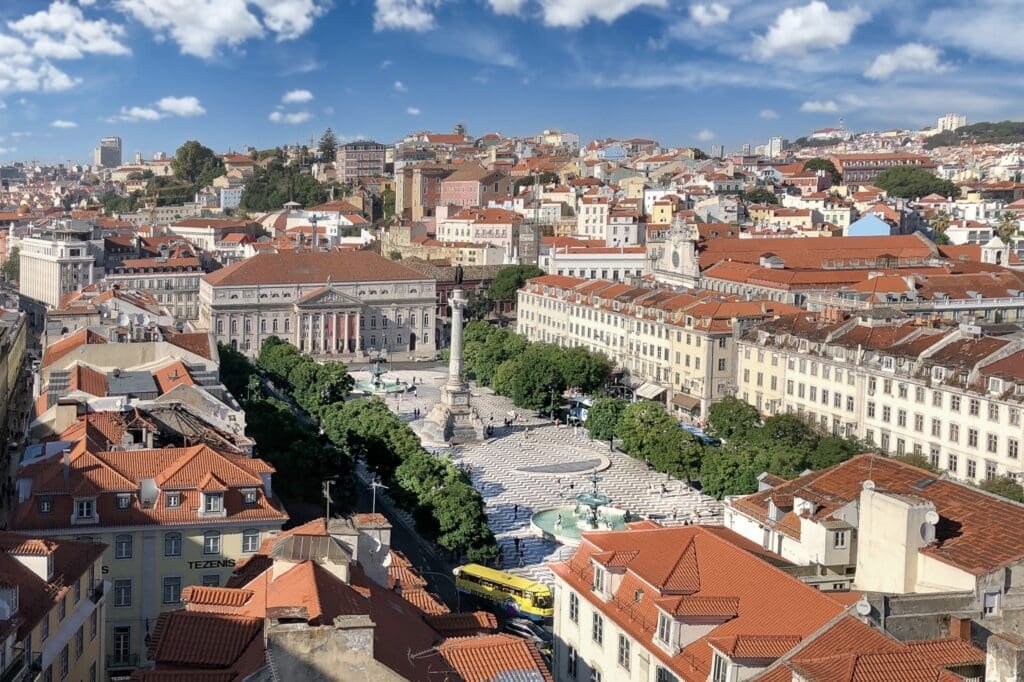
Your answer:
[949,615,972,643]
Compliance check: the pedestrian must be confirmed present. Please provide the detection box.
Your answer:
[513,503,518,518]
[672,509,677,522]
[513,536,520,551]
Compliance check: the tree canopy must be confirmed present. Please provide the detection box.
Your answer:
[743,187,778,205]
[487,265,544,302]
[319,128,338,161]
[584,397,628,441]
[2,247,18,283]
[172,140,224,188]
[924,120,1024,149]
[513,172,559,190]
[616,402,703,480]
[802,158,841,184]
[239,160,329,211]
[874,166,959,200]
[979,476,1024,503]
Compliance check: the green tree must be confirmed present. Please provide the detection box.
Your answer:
[891,452,939,473]
[512,172,559,191]
[802,158,841,184]
[321,398,407,480]
[617,402,699,479]
[239,160,328,211]
[487,265,544,305]
[980,476,1024,503]
[874,166,959,200]
[929,209,951,236]
[558,346,612,394]
[699,446,766,498]
[707,397,761,441]
[467,327,525,385]
[389,250,403,260]
[463,289,492,322]
[997,211,1019,242]
[492,343,566,410]
[585,398,628,442]
[172,140,224,187]
[381,188,396,218]
[319,128,338,160]
[1,247,19,283]
[743,187,778,205]
[257,337,305,387]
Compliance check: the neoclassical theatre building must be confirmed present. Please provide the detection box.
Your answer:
[199,250,438,360]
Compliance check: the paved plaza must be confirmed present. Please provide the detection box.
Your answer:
[351,368,724,583]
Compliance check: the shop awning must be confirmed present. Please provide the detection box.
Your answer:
[635,382,668,400]
[671,393,701,411]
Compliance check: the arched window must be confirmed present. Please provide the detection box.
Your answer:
[242,529,260,553]
[115,534,133,559]
[203,531,221,555]
[164,532,182,557]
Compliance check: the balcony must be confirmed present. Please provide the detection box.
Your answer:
[0,649,41,682]
[90,579,105,604]
[106,653,139,670]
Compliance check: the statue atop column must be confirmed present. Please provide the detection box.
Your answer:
[421,288,485,444]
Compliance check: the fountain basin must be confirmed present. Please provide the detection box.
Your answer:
[353,379,407,395]
[530,506,630,546]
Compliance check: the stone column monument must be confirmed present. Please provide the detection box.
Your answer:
[422,289,485,444]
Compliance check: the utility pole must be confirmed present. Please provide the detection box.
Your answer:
[322,478,336,519]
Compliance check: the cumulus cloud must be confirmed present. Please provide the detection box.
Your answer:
[406,106,421,115]
[689,2,729,28]
[282,88,313,103]
[753,1,868,60]
[925,3,1024,62]
[109,94,205,121]
[269,110,312,124]
[115,0,326,59]
[759,108,779,119]
[50,119,76,127]
[800,99,839,113]
[865,43,946,80]
[696,128,715,141]
[8,1,130,59]
[537,0,666,27]
[393,80,407,92]
[156,95,205,116]
[487,0,526,14]
[373,0,440,31]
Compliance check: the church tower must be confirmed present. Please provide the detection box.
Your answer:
[653,214,701,289]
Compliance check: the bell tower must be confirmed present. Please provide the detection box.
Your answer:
[653,214,700,289]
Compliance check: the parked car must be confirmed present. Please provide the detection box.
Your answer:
[502,618,553,646]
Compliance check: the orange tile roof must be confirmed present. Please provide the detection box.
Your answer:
[203,250,431,287]
[152,360,195,394]
[550,525,854,681]
[41,329,109,368]
[148,611,263,668]
[436,634,553,682]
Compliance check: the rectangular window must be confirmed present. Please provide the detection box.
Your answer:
[1012,408,1021,426]
[967,459,977,479]
[948,453,959,474]
[567,646,578,679]
[988,433,999,453]
[569,592,579,623]
[931,418,941,437]
[932,391,943,408]
[897,409,907,427]
[202,574,220,587]
[834,531,847,549]
[914,414,924,432]
[162,577,181,605]
[58,596,65,621]
[949,424,960,443]
[59,645,68,680]
[113,627,131,664]
[113,579,132,608]
[987,460,998,480]
[41,612,49,641]
[951,395,961,412]
[75,626,83,658]
[76,499,93,519]
[969,398,980,416]
[882,406,891,422]
[712,654,728,682]
[989,403,1000,421]
[204,494,223,513]
[929,445,940,468]
[89,610,97,640]
[617,634,630,670]
[657,613,671,644]
[968,428,979,448]
[592,565,605,593]
[592,612,603,645]
[1010,439,1020,460]
[165,492,180,508]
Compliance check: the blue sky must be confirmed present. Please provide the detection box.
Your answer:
[0,0,1022,163]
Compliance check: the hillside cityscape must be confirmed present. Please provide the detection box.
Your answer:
[3,1,1024,682]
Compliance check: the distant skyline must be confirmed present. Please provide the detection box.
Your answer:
[0,0,1021,163]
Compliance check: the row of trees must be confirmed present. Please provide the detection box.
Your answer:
[256,337,497,563]
[874,166,959,200]
[461,321,612,410]
[586,399,705,480]
[218,342,356,507]
[239,159,331,211]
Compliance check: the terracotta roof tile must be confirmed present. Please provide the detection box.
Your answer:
[203,250,432,287]
[436,634,553,682]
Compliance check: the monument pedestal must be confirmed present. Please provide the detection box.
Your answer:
[420,288,485,444]
[421,383,485,444]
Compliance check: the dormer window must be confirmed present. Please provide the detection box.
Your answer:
[882,356,894,371]
[116,494,131,510]
[204,493,223,514]
[592,565,605,593]
[242,489,258,505]
[38,496,53,514]
[75,499,94,520]
[165,492,180,508]
[657,613,672,645]
[932,366,946,382]
[711,653,729,682]
[990,377,1004,394]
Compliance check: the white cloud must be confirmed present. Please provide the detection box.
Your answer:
[156,95,205,116]
[753,1,868,60]
[113,105,162,122]
[0,56,79,94]
[9,132,30,138]
[50,119,76,127]
[537,0,666,27]
[865,43,946,80]
[373,0,439,32]
[406,106,421,115]
[689,2,729,28]
[393,80,407,92]
[696,128,715,141]
[282,88,313,103]
[800,99,839,113]
[759,108,778,119]
[115,0,326,59]
[925,3,1024,62]
[380,59,393,69]
[487,0,526,14]
[8,1,130,60]
[269,110,312,124]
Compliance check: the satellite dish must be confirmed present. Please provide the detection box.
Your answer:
[925,510,940,526]
[862,480,876,491]
[855,599,871,617]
